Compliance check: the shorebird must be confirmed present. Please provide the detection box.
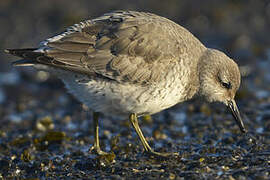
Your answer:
[5,11,246,157]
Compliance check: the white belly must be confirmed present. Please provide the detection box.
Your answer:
[57,73,187,117]
[34,64,193,117]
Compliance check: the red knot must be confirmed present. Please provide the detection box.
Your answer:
[5,11,246,157]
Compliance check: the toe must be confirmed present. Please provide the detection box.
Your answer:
[146,150,179,158]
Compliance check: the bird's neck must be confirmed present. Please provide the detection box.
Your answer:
[184,48,209,100]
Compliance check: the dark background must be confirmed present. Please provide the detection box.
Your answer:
[0,0,270,179]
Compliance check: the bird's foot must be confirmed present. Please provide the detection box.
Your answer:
[145,150,179,158]
[89,146,116,163]
[89,145,112,155]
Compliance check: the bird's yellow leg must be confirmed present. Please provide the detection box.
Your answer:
[89,112,111,156]
[129,113,179,157]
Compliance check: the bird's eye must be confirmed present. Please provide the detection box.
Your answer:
[222,82,232,89]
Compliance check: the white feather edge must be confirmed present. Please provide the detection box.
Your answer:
[34,12,130,53]
[35,19,93,53]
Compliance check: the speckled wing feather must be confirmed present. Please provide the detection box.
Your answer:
[10,11,202,84]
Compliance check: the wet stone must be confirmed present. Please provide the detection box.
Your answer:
[74,158,97,171]
[34,131,66,151]
[9,137,31,148]
[36,116,55,132]
[1,0,270,179]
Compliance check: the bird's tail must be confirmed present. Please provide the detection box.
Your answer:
[5,48,41,66]
[5,48,91,75]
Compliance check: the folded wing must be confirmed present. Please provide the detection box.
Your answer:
[10,11,196,84]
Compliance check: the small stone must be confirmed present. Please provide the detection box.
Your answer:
[153,129,167,140]
[199,157,205,163]
[8,114,22,123]
[20,148,33,162]
[36,116,55,132]
[200,104,212,116]
[169,173,176,180]
[142,115,153,124]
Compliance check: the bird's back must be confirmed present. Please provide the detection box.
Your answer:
[6,11,207,116]
[9,11,205,84]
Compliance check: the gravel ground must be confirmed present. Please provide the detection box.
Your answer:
[1,0,270,179]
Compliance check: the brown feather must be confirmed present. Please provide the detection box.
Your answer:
[7,11,206,84]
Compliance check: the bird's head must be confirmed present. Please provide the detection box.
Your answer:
[198,49,246,133]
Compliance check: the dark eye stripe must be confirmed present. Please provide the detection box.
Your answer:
[222,82,232,89]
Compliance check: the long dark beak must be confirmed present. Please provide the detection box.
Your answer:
[228,100,247,133]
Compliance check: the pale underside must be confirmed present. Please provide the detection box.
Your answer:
[31,11,206,116]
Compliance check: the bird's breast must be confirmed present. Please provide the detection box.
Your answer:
[54,70,192,117]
